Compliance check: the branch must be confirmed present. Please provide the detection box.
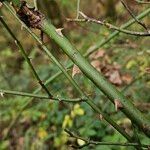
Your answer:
[4,6,148,92]
[0,89,86,103]
[15,6,149,89]
[121,0,148,32]
[2,2,134,143]
[64,129,149,149]
[41,14,150,138]
[0,16,53,98]
[66,11,150,36]
[3,1,150,137]
[85,7,150,55]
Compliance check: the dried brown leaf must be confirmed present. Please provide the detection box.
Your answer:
[122,74,133,84]
[90,49,105,59]
[145,68,150,74]
[91,60,101,72]
[108,70,122,85]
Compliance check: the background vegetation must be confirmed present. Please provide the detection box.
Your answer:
[0,0,150,149]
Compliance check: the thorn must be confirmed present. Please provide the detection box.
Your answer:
[14,40,18,45]
[79,11,86,18]
[114,99,123,111]
[9,2,13,5]
[28,56,33,60]
[0,92,4,97]
[21,25,25,30]
[58,98,62,102]
[55,28,64,37]
[99,114,103,120]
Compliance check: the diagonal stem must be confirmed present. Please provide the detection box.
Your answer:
[41,19,150,137]
[0,16,52,98]
[1,2,134,143]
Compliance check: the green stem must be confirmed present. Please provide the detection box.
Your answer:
[0,16,52,98]
[41,19,150,137]
[2,2,133,142]
[2,71,59,140]
[67,11,150,36]
[0,89,86,102]
[2,1,150,142]
[85,7,150,56]
[65,129,149,149]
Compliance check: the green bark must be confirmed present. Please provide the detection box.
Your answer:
[41,19,150,137]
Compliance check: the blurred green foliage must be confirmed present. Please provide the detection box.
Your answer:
[0,0,150,149]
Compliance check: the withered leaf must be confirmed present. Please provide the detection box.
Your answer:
[90,49,105,59]
[107,70,122,85]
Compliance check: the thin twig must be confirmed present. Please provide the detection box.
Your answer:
[64,129,149,149]
[121,0,148,32]
[0,89,86,102]
[2,3,85,97]
[85,7,150,55]
[0,16,53,98]
[66,11,150,36]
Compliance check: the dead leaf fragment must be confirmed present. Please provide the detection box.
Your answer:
[122,74,132,84]
[0,2,2,8]
[90,49,105,59]
[108,70,122,85]
[72,65,82,77]
[0,92,4,97]
[91,60,101,72]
